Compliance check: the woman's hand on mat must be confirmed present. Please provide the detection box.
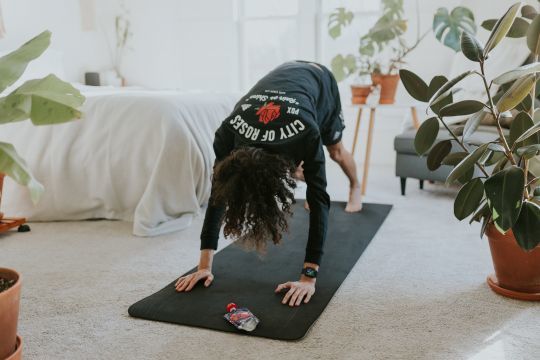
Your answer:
[275,279,316,307]
[175,269,214,292]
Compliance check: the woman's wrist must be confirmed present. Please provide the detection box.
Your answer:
[301,262,319,283]
[198,249,214,271]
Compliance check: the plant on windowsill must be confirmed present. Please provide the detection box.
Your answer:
[328,0,476,104]
[400,2,540,300]
[0,30,85,359]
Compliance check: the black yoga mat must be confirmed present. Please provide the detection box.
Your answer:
[129,201,392,340]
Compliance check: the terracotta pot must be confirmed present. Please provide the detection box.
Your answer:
[486,225,540,301]
[0,268,21,359]
[350,85,372,105]
[5,336,21,360]
[371,73,400,104]
[0,174,4,220]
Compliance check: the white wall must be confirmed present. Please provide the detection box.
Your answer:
[1,0,533,167]
[0,0,115,83]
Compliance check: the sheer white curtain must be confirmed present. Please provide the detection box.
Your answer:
[236,0,380,90]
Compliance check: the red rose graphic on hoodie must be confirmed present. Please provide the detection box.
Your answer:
[256,102,281,124]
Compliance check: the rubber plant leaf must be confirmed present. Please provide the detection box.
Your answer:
[460,31,484,62]
[496,75,536,113]
[414,117,439,155]
[484,165,525,233]
[484,3,522,56]
[512,201,540,250]
[454,178,484,220]
[399,69,430,102]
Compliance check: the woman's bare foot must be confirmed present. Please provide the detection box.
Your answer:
[345,186,362,212]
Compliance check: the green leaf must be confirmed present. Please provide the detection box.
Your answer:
[514,121,540,144]
[470,201,488,224]
[484,166,525,232]
[463,110,486,140]
[0,142,43,203]
[460,32,484,62]
[439,100,485,117]
[427,140,452,171]
[442,151,467,166]
[493,62,540,85]
[513,201,540,250]
[0,93,31,124]
[11,74,85,125]
[433,6,476,52]
[507,17,532,37]
[485,151,506,166]
[481,17,530,37]
[328,8,354,39]
[496,75,536,112]
[430,91,454,116]
[493,156,509,174]
[331,54,357,82]
[521,5,538,20]
[516,144,540,159]
[414,117,439,155]
[516,93,533,112]
[447,143,488,185]
[483,3,521,56]
[454,178,484,220]
[0,30,51,93]
[458,167,475,185]
[399,69,429,102]
[481,19,497,31]
[428,75,448,98]
[527,14,540,55]
[509,111,539,147]
[482,17,530,38]
[428,71,473,108]
[487,143,507,153]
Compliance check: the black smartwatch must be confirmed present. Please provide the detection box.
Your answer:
[301,267,318,278]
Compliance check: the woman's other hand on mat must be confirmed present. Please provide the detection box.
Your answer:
[275,278,316,307]
[175,268,214,292]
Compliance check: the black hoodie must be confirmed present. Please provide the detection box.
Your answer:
[200,61,342,265]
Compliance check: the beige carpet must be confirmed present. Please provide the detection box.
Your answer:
[1,164,539,360]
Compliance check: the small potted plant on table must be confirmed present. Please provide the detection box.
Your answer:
[400,2,540,300]
[328,1,476,104]
[0,31,85,359]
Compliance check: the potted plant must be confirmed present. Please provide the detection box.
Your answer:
[0,31,85,359]
[329,0,476,104]
[400,2,540,300]
[105,2,132,87]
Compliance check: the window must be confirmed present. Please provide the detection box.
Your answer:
[236,0,380,90]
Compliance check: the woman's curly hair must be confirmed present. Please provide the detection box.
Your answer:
[212,147,297,254]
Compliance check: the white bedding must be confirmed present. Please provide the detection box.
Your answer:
[0,87,237,236]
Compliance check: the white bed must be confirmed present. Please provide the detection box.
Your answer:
[0,86,237,236]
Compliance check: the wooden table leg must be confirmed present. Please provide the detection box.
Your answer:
[361,108,376,196]
[351,107,363,156]
[411,106,420,129]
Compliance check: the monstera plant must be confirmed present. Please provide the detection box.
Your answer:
[0,30,84,360]
[329,0,476,104]
[400,2,540,300]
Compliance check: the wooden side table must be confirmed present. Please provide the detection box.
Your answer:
[350,104,421,195]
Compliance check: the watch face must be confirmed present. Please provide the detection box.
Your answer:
[304,268,317,277]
